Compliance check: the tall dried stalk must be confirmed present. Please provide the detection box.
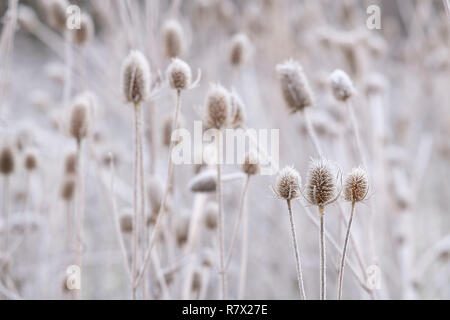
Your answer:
[75,140,84,300]
[338,201,355,299]
[216,137,227,299]
[318,205,326,300]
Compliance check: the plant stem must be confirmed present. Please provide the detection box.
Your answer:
[132,104,140,300]
[75,139,84,300]
[286,200,307,300]
[302,109,323,158]
[319,205,326,300]
[217,136,227,300]
[338,201,356,300]
[238,195,249,299]
[3,176,9,251]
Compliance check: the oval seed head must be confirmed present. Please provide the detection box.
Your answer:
[166,58,192,91]
[121,50,151,105]
[64,152,77,174]
[273,166,301,200]
[120,210,133,233]
[229,89,246,128]
[176,216,190,247]
[148,176,164,215]
[48,0,68,31]
[0,144,15,176]
[205,84,231,130]
[229,33,250,67]
[161,19,184,58]
[204,201,218,230]
[344,167,368,203]
[60,174,76,202]
[242,151,260,176]
[276,59,315,113]
[69,96,91,142]
[329,69,355,102]
[72,13,95,46]
[306,159,338,207]
[24,148,39,171]
[189,169,217,193]
[191,269,202,292]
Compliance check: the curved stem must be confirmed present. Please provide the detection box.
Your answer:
[238,194,249,299]
[319,205,326,300]
[287,200,307,300]
[217,137,227,300]
[338,201,356,300]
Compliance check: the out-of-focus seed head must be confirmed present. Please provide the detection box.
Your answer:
[276,59,315,113]
[344,167,369,203]
[148,176,164,215]
[48,0,69,31]
[121,50,151,105]
[305,159,338,207]
[176,216,189,247]
[191,269,202,292]
[24,148,39,171]
[205,84,231,130]
[329,69,355,102]
[0,144,15,176]
[201,249,215,268]
[166,58,192,91]
[242,151,260,176]
[162,113,185,147]
[189,169,217,193]
[72,13,95,46]
[69,95,91,142]
[229,89,246,128]
[204,201,218,230]
[60,174,76,201]
[64,152,77,174]
[229,33,250,67]
[120,210,133,233]
[161,19,184,59]
[273,166,301,200]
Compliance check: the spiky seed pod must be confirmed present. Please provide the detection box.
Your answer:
[329,69,355,102]
[205,84,231,130]
[242,151,260,176]
[306,159,338,207]
[229,33,250,67]
[0,145,15,176]
[64,152,77,174]
[69,96,90,142]
[60,174,76,201]
[161,19,184,58]
[189,170,217,193]
[120,211,133,233]
[24,148,38,171]
[72,13,95,46]
[121,50,151,105]
[273,166,301,200]
[229,90,246,128]
[344,167,369,203]
[166,58,192,91]
[276,59,315,113]
[204,201,218,230]
[48,0,68,31]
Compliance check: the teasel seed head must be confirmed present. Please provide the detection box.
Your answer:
[161,19,184,59]
[276,59,315,113]
[176,216,189,247]
[120,210,133,233]
[48,0,68,31]
[191,269,203,292]
[189,169,217,193]
[72,13,95,46]
[64,152,77,174]
[204,201,218,230]
[166,58,192,91]
[121,50,151,105]
[242,151,260,176]
[229,33,250,68]
[0,144,15,176]
[305,159,338,207]
[69,95,91,143]
[60,174,76,202]
[344,167,369,203]
[329,69,355,102]
[148,176,164,215]
[24,148,39,172]
[273,166,301,200]
[204,84,231,130]
[229,89,246,128]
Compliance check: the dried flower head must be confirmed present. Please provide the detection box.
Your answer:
[305,159,338,207]
[273,166,301,200]
[204,84,231,130]
[69,96,91,142]
[204,201,218,230]
[148,176,164,215]
[161,19,184,58]
[0,144,15,176]
[242,151,260,176]
[121,50,151,105]
[329,69,355,102]
[72,13,95,46]
[276,59,314,113]
[344,167,369,203]
[60,174,76,201]
[166,58,192,91]
[191,269,202,291]
[64,152,77,174]
[48,0,68,31]
[176,216,189,247]
[229,89,246,128]
[120,211,133,233]
[229,33,250,67]
[189,169,217,193]
[24,148,38,171]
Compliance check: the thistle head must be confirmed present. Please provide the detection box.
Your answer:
[276,59,314,113]
[305,159,338,207]
[166,58,192,91]
[273,166,301,201]
[161,19,184,59]
[229,33,250,68]
[69,95,91,143]
[344,167,369,203]
[121,50,151,105]
[329,69,355,102]
[242,151,260,176]
[204,84,231,130]
[229,89,246,128]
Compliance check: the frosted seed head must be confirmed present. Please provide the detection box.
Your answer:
[69,96,91,142]
[161,19,184,58]
[0,144,15,176]
[166,58,192,90]
[305,159,338,207]
[273,166,301,200]
[205,84,231,130]
[329,69,355,102]
[229,33,250,67]
[72,13,95,46]
[242,151,260,176]
[344,167,369,203]
[121,50,151,104]
[189,169,217,193]
[276,59,315,112]
[229,89,246,128]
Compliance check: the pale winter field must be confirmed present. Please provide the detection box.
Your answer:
[0,0,449,300]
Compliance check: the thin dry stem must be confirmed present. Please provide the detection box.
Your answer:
[302,109,323,157]
[319,205,326,300]
[217,137,227,299]
[338,201,356,299]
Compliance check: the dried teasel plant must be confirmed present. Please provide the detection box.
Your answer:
[272,166,306,299]
[161,19,185,59]
[338,167,368,300]
[0,143,15,251]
